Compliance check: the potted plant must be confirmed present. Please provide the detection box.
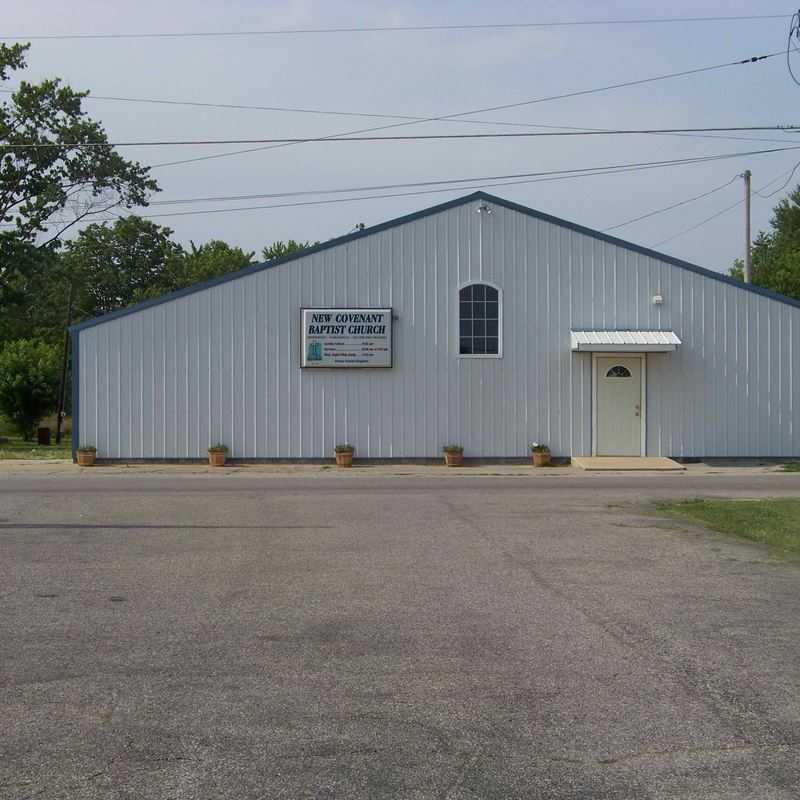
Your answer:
[76,446,97,466]
[530,442,551,467]
[443,444,464,467]
[207,443,229,466]
[334,443,354,467]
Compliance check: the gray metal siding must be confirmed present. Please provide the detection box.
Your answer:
[77,200,800,458]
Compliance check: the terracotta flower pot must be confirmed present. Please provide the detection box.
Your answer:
[76,450,96,466]
[532,451,551,467]
[208,451,227,467]
[335,450,354,467]
[444,451,464,467]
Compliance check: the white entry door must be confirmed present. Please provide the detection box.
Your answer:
[595,356,643,456]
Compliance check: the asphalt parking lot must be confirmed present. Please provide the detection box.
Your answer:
[2,471,800,799]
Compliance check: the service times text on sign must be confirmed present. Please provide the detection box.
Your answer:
[301,308,393,368]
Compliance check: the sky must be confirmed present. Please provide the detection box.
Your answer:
[4,0,800,272]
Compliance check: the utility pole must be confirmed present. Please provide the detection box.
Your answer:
[743,169,752,283]
[55,279,75,445]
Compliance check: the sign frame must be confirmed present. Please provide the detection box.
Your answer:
[300,307,394,369]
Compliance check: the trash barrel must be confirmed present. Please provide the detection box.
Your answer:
[37,427,51,445]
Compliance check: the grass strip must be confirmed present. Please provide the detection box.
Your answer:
[654,498,800,559]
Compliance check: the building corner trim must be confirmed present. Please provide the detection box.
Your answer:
[71,330,79,462]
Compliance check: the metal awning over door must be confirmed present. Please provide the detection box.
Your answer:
[570,330,681,352]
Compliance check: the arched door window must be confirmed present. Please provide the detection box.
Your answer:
[606,365,632,378]
[459,283,501,356]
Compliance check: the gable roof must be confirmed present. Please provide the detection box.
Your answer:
[71,189,800,333]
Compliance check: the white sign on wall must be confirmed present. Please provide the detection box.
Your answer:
[301,308,393,368]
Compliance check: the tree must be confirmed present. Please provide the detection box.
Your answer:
[0,43,160,347]
[174,240,254,286]
[262,240,315,261]
[0,338,60,439]
[0,43,157,244]
[730,185,800,300]
[0,238,62,345]
[62,216,183,317]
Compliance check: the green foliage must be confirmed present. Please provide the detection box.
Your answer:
[0,237,63,344]
[0,221,315,349]
[0,433,72,460]
[60,223,258,316]
[0,45,317,353]
[63,216,183,316]
[655,498,800,559]
[334,443,354,453]
[262,240,315,261]
[730,186,800,300]
[443,444,464,453]
[207,443,229,453]
[176,240,254,286]
[0,338,60,439]
[0,43,157,242]
[0,43,160,348]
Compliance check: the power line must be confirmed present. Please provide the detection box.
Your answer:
[2,14,789,40]
[6,144,799,231]
[604,175,741,231]
[1,85,795,146]
[0,155,751,229]
[788,10,800,86]
[144,51,782,168]
[50,144,800,224]
[755,160,800,197]
[649,169,792,248]
[8,124,800,149]
[5,148,798,233]
[143,147,800,209]
[650,198,746,247]
[4,144,795,231]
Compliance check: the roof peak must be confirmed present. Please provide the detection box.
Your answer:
[71,190,800,332]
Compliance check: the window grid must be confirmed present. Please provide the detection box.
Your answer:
[459,284,499,356]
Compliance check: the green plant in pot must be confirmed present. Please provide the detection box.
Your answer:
[76,445,97,466]
[334,443,354,467]
[208,443,229,466]
[530,442,551,467]
[443,444,464,467]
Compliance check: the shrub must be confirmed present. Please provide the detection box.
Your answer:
[443,444,464,453]
[208,443,229,453]
[334,443,354,453]
[0,339,60,440]
[530,442,550,453]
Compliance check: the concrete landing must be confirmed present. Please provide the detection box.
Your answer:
[572,456,685,471]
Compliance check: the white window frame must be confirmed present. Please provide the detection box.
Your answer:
[591,352,647,457]
[456,280,503,359]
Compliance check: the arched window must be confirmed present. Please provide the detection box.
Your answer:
[459,282,501,356]
[606,365,632,378]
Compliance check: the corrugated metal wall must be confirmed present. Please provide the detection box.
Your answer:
[76,199,800,458]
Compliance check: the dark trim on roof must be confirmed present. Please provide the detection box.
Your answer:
[484,192,800,311]
[70,190,800,333]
